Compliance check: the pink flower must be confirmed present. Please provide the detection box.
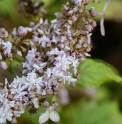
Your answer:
[18,26,28,37]
[0,61,8,70]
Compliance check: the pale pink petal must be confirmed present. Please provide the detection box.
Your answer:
[39,111,49,124]
[49,111,60,122]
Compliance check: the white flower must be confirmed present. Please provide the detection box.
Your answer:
[2,41,12,55]
[26,72,43,91]
[54,54,71,71]
[68,55,79,74]
[51,36,58,43]
[46,48,64,56]
[39,110,60,124]
[63,75,77,84]
[9,77,28,101]
[14,109,25,117]
[26,48,36,62]
[39,36,50,48]
[32,98,39,109]
[0,99,13,124]
[33,62,47,72]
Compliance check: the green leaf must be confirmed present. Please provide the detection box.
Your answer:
[77,59,122,86]
[60,100,122,124]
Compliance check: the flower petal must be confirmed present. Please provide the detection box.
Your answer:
[39,111,49,124]
[49,111,60,122]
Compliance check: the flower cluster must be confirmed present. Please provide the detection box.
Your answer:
[0,0,109,123]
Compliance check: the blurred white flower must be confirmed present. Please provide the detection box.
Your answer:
[2,41,12,55]
[39,110,60,124]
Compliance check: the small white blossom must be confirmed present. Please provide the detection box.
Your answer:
[2,41,12,55]
[39,36,50,48]
[26,48,36,62]
[54,54,71,71]
[0,99,13,124]
[39,110,60,124]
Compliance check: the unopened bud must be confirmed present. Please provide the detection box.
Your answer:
[52,101,58,108]
[42,90,46,96]
[86,47,91,52]
[85,24,93,32]
[18,26,28,37]
[32,36,39,43]
[68,20,73,25]
[0,28,8,38]
[72,15,78,21]
[72,0,82,6]
[46,89,53,95]
[14,105,19,110]
[71,52,76,56]
[90,21,97,28]
[8,94,13,100]
[53,87,59,92]
[17,51,22,56]
[82,0,89,5]
[0,83,3,88]
[30,22,35,27]
[43,101,49,108]
[12,118,17,124]
[76,43,81,49]
[89,8,98,17]
[79,8,83,13]
[69,82,75,87]
[83,43,88,48]
[0,61,8,70]
[0,28,6,33]
[47,42,51,47]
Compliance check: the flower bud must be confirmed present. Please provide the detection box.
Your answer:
[82,0,89,5]
[83,43,88,48]
[72,0,82,6]
[72,15,78,21]
[46,89,53,95]
[32,36,39,43]
[52,101,58,108]
[43,101,49,108]
[17,51,22,56]
[12,118,17,124]
[53,87,60,92]
[0,28,6,33]
[86,47,91,52]
[69,82,75,87]
[90,21,97,28]
[0,28,8,38]
[89,8,98,17]
[0,61,8,70]
[8,94,13,100]
[0,83,3,88]
[85,24,93,32]
[30,22,35,27]
[42,90,46,96]
[18,26,28,37]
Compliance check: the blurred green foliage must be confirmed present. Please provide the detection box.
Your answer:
[78,59,122,86]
